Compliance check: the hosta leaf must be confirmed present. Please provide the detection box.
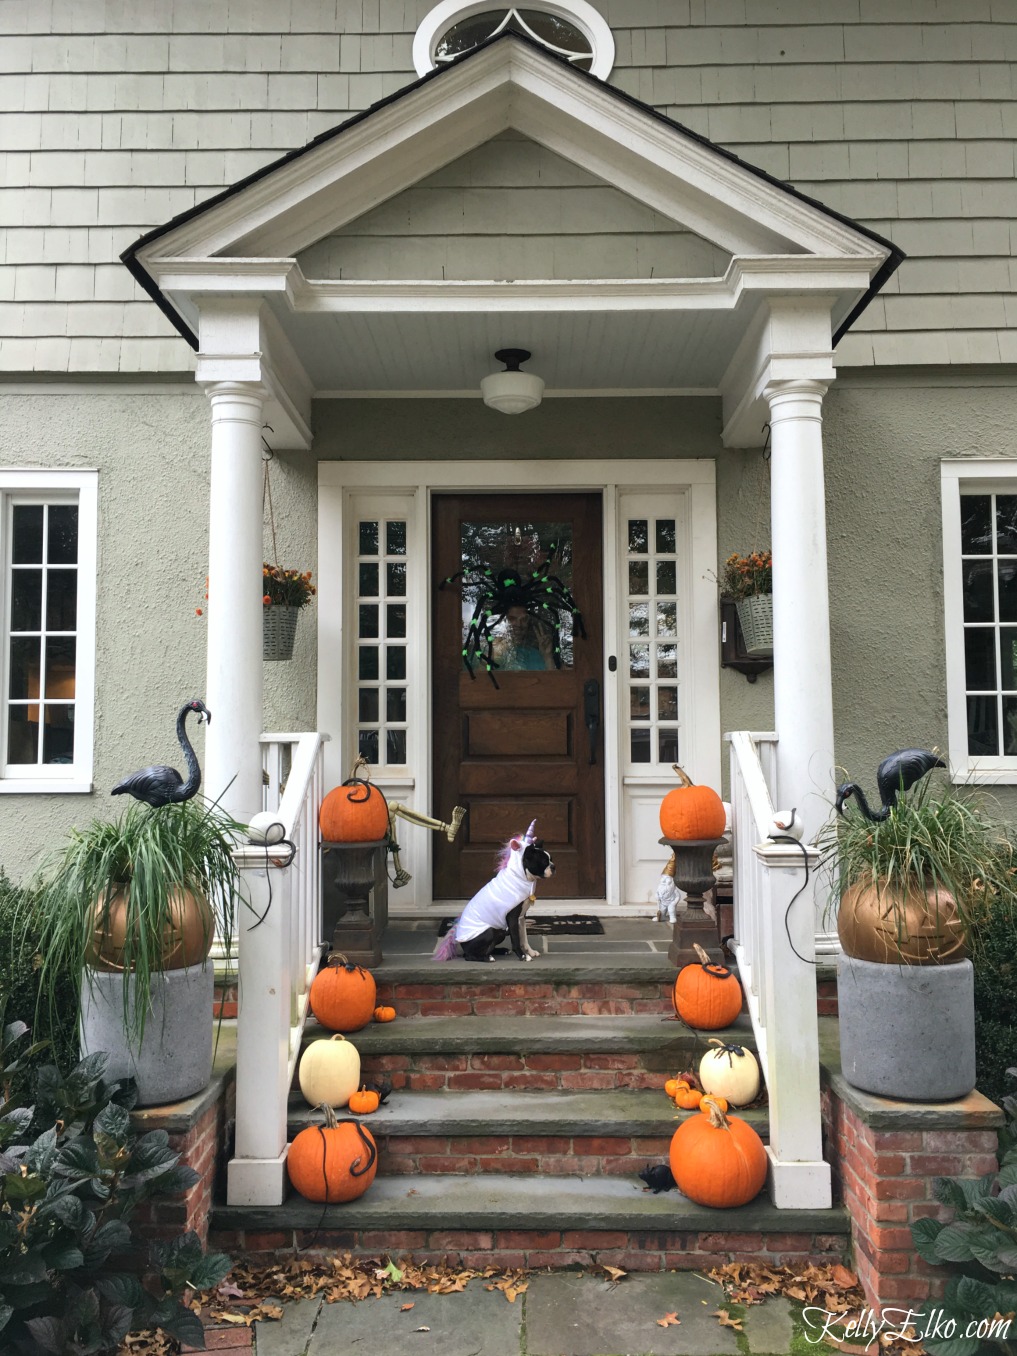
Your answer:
[931,1221,981,1262]
[54,1137,100,1180]
[995,1162,1017,1189]
[82,1218,131,1267]
[996,1182,1017,1209]
[971,1193,1011,1223]
[45,1243,85,1271]
[910,1215,947,1264]
[150,1164,198,1196]
[187,1250,232,1293]
[955,1275,1005,1314]
[967,1227,1016,1272]
[6,1251,49,1285]
[26,1127,58,1176]
[155,1303,205,1348]
[95,1273,145,1309]
[934,1177,971,1210]
[98,1301,135,1347]
[24,1314,66,1354]
[93,1101,130,1145]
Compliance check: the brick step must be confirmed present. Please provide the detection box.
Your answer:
[373,956,677,1016]
[286,1088,770,1176]
[305,1014,757,1089]
[210,1174,849,1272]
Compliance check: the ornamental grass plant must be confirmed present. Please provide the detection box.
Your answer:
[817,773,1017,952]
[27,798,245,1043]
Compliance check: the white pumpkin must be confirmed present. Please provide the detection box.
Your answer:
[298,1033,361,1108]
[698,1038,761,1107]
[247,811,286,846]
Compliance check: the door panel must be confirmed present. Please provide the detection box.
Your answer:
[432,493,605,900]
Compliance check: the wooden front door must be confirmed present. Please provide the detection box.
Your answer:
[432,493,605,901]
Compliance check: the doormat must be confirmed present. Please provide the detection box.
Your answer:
[438,914,605,937]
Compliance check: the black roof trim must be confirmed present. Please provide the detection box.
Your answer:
[121,28,904,354]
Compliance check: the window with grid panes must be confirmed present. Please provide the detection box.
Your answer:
[356,518,408,766]
[959,491,1017,758]
[1,472,97,789]
[626,515,680,765]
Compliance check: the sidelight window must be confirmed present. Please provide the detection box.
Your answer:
[625,512,680,766]
[355,517,409,767]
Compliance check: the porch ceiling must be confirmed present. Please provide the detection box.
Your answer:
[265,297,749,393]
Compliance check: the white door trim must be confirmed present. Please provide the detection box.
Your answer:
[318,458,719,910]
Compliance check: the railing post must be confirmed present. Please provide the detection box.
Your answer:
[755,839,832,1209]
[228,848,292,1206]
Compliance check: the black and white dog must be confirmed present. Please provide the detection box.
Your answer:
[433,821,555,963]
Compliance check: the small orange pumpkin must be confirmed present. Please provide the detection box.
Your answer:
[663,1077,682,1098]
[287,1105,378,1203]
[669,1100,767,1208]
[310,953,377,1033]
[660,765,726,841]
[319,756,390,843]
[672,1080,703,1110]
[672,943,743,1030]
[698,1093,729,1115]
[348,1085,381,1115]
[374,1005,396,1023]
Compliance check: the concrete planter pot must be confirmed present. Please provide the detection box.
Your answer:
[837,952,976,1102]
[79,962,214,1107]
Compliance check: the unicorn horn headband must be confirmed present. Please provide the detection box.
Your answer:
[524,819,537,843]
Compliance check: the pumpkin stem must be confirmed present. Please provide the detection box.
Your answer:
[318,1102,339,1129]
[706,1101,731,1130]
[672,763,694,789]
[692,943,712,966]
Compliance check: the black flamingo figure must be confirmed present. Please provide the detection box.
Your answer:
[112,699,211,807]
[835,748,945,822]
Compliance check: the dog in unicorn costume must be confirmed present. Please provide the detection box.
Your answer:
[433,820,554,963]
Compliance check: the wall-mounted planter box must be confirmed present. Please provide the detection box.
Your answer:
[720,599,774,683]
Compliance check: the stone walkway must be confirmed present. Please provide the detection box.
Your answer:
[252,1272,805,1356]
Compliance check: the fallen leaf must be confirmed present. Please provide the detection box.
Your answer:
[415,1326,431,1332]
[829,1264,858,1289]
[714,1309,743,1331]
[401,1303,415,1311]
[601,1265,627,1283]
[656,1312,680,1328]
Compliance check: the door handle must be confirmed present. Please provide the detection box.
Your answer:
[584,679,601,765]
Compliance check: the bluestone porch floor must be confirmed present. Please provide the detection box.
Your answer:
[381,913,677,963]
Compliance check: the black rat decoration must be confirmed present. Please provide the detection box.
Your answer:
[440,541,586,688]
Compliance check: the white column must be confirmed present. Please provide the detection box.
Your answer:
[766,379,835,846]
[204,381,265,823]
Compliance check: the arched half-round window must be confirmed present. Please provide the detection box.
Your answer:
[413,2,615,80]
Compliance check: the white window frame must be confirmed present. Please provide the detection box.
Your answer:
[412,0,616,80]
[942,458,1017,784]
[0,470,97,794]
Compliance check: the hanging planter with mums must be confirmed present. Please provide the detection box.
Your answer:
[721,551,773,658]
[262,564,316,661]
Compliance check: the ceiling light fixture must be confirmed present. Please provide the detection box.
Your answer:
[481,349,544,415]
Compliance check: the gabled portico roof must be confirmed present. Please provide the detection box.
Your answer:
[123,31,903,448]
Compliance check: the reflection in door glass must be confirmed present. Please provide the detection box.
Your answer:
[624,512,680,766]
[459,521,575,670]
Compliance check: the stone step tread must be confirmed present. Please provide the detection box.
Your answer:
[308,1014,756,1054]
[285,1088,770,1138]
[374,957,677,986]
[213,1173,847,1235]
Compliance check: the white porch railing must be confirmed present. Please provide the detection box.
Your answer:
[227,732,328,1206]
[727,730,832,1209]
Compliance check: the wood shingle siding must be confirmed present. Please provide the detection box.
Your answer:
[1,0,1014,372]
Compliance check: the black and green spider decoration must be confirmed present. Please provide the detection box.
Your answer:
[440,544,586,688]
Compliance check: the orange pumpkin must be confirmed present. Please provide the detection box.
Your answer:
[310,953,377,1033]
[672,1081,703,1110]
[663,1077,682,1098]
[669,1101,767,1208]
[374,1005,396,1023]
[698,1093,729,1115]
[348,1086,381,1115]
[287,1105,378,1203]
[660,765,726,841]
[672,943,743,1030]
[320,757,390,843]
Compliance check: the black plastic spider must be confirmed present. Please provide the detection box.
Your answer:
[440,544,586,688]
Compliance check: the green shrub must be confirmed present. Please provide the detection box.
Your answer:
[969,889,1017,1109]
[0,870,77,1096]
[0,1047,231,1353]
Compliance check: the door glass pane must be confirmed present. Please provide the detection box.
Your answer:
[358,729,379,762]
[387,603,406,638]
[630,686,650,721]
[359,689,379,722]
[658,729,680,763]
[459,520,576,669]
[656,644,677,678]
[658,686,678,721]
[628,519,648,553]
[387,647,406,681]
[628,561,649,595]
[656,561,677,595]
[655,519,676,553]
[359,521,378,555]
[386,729,407,763]
[358,604,378,638]
[359,563,379,596]
[629,644,649,678]
[387,521,406,555]
[657,601,677,637]
[359,647,379,680]
[630,728,651,762]
[387,688,406,721]
[628,603,649,637]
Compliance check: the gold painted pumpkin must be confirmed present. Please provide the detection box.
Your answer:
[672,944,743,1030]
[87,886,213,973]
[837,876,967,965]
[698,1038,761,1107]
[659,765,727,841]
[669,1100,767,1208]
[309,954,377,1033]
[287,1105,378,1203]
[319,758,390,843]
[298,1034,360,1109]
